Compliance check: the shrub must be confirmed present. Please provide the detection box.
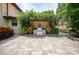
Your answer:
[68,28,79,38]
[27,26,33,34]
[60,28,68,33]
[49,25,59,34]
[20,27,27,35]
[46,27,51,34]
[51,27,59,34]
[0,26,14,39]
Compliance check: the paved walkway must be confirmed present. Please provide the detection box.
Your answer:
[0,36,79,55]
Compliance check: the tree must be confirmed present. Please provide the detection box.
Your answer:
[39,10,59,34]
[56,3,79,37]
[56,3,69,23]
[39,10,55,20]
[67,3,79,37]
[17,12,29,35]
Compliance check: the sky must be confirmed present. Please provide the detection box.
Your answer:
[17,3,58,14]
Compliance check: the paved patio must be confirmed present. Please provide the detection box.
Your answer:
[0,36,79,55]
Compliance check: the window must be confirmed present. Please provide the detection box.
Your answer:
[12,20,17,26]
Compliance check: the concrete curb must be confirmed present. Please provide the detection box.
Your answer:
[68,36,79,41]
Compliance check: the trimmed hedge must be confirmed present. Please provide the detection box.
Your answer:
[0,26,14,39]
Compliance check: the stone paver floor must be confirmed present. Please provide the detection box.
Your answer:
[0,36,79,55]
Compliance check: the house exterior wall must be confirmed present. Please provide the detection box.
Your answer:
[0,4,2,16]
[1,3,20,16]
[0,3,6,26]
[0,3,22,34]
[8,20,20,34]
[0,4,2,26]
[8,3,21,34]
[2,3,7,16]
[0,16,3,26]
[8,4,19,17]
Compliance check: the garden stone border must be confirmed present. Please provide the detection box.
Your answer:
[25,34,68,38]
[68,36,79,41]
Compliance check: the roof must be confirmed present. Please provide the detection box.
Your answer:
[3,16,16,19]
[11,3,23,12]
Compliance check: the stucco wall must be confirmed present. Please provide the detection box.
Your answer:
[0,16,3,26]
[2,3,7,16]
[0,3,21,34]
[8,19,20,34]
[0,4,2,16]
[8,4,20,17]
[1,3,20,16]
[0,17,9,27]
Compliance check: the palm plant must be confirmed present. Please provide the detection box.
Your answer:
[56,3,79,37]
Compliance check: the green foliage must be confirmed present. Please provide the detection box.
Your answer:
[17,12,29,35]
[60,29,68,33]
[17,10,58,35]
[27,10,38,20]
[67,4,79,37]
[68,28,79,37]
[56,3,69,23]
[39,11,55,20]
[50,26,59,34]
[57,3,79,37]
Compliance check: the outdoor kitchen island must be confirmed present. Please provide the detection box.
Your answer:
[33,27,46,35]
